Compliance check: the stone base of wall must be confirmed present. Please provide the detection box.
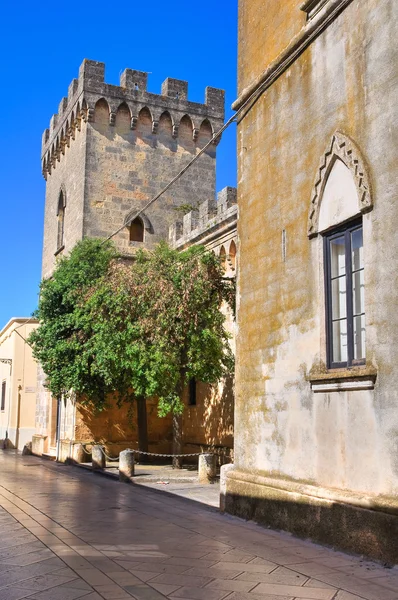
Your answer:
[225,469,398,565]
[31,434,48,456]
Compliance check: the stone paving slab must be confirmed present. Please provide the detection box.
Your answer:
[78,462,221,508]
[0,451,397,600]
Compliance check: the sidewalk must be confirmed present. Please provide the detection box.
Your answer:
[0,451,397,600]
[79,461,221,508]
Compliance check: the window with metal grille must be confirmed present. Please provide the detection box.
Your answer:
[324,219,365,368]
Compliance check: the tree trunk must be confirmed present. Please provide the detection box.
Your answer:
[137,396,148,462]
[172,412,183,469]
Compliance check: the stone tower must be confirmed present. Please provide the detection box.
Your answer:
[40,59,225,278]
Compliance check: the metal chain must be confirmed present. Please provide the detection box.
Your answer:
[88,445,230,460]
[98,446,120,461]
[128,449,203,458]
[93,445,205,459]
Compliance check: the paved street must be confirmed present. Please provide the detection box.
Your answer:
[0,452,397,600]
[85,463,220,508]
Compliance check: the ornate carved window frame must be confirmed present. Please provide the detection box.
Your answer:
[307,131,372,239]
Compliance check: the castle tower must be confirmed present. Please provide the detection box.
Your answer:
[40,59,225,278]
[34,59,225,457]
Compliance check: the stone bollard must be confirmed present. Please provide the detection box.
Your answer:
[119,449,135,482]
[198,453,217,484]
[92,445,105,470]
[219,463,234,512]
[72,443,86,464]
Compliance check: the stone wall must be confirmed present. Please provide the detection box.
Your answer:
[74,398,173,456]
[41,122,86,278]
[41,59,225,267]
[170,186,238,461]
[227,0,398,562]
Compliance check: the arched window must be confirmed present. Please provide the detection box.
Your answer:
[129,217,144,243]
[57,191,65,250]
[320,157,365,368]
[219,245,227,271]
[308,133,372,369]
[229,240,237,271]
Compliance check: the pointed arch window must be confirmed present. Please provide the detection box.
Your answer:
[320,158,366,368]
[219,245,226,271]
[57,190,66,251]
[229,240,237,271]
[129,217,144,243]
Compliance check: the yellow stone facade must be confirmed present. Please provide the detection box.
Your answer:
[225,0,398,563]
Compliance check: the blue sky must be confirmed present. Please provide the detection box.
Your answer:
[0,0,237,327]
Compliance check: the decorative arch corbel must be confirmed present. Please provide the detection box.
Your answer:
[307,131,372,238]
[124,210,153,234]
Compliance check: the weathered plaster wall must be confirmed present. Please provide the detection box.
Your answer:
[237,0,305,95]
[229,0,398,560]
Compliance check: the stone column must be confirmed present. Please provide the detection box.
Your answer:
[92,445,105,470]
[219,463,234,511]
[119,450,135,482]
[198,453,217,484]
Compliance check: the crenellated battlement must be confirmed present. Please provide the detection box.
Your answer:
[41,59,225,179]
[169,187,237,250]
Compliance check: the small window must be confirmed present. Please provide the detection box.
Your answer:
[229,240,237,271]
[1,381,6,411]
[324,220,365,368]
[129,217,144,243]
[57,191,65,250]
[188,378,197,406]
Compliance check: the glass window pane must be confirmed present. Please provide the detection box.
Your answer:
[330,236,346,278]
[352,269,365,316]
[354,314,366,360]
[332,319,348,363]
[332,276,347,320]
[351,228,363,271]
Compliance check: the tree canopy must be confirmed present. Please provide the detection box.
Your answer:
[30,238,235,416]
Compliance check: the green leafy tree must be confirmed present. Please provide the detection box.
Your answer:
[29,238,118,405]
[30,238,235,454]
